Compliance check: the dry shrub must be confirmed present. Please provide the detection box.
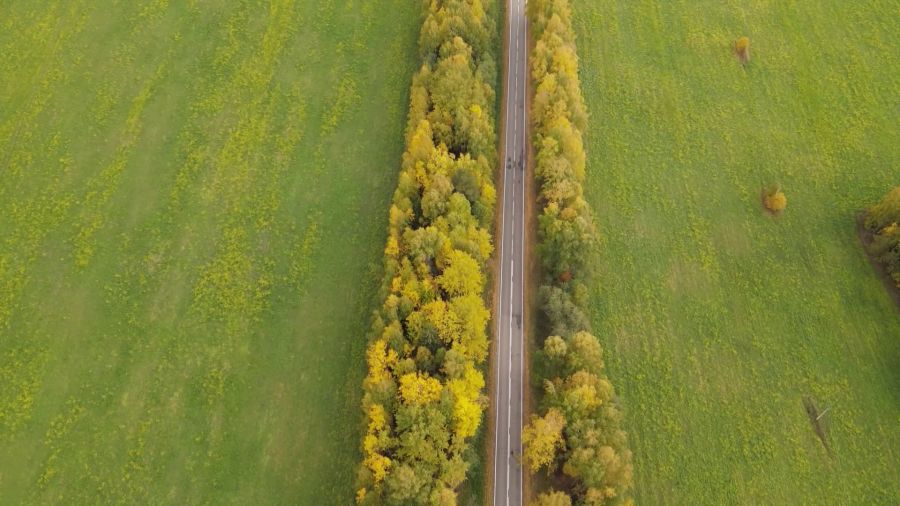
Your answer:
[764,186,787,213]
[735,36,750,65]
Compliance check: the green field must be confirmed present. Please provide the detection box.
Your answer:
[0,1,420,503]
[573,0,900,503]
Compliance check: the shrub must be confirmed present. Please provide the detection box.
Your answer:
[735,36,750,64]
[865,187,900,287]
[865,186,900,232]
[764,186,787,213]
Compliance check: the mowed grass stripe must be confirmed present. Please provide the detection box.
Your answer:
[574,0,899,503]
[0,0,420,503]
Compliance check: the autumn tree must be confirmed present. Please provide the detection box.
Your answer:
[523,408,567,472]
[865,187,900,232]
[534,490,573,506]
[437,249,482,296]
[865,187,900,286]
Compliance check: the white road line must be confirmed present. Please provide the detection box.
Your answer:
[518,12,528,497]
[506,256,514,504]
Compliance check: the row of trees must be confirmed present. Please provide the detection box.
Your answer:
[865,187,900,287]
[356,1,498,504]
[524,1,633,505]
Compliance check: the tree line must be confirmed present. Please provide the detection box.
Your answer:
[524,1,634,505]
[355,1,499,504]
[865,187,900,287]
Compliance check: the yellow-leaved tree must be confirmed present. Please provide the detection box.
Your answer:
[522,408,566,472]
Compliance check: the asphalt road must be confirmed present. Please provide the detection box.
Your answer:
[492,0,527,504]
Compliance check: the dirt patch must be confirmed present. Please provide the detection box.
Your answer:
[803,397,832,456]
[856,213,900,309]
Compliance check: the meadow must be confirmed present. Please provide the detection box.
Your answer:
[572,0,900,503]
[0,0,420,503]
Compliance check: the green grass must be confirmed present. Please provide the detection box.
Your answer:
[0,0,420,503]
[573,0,900,503]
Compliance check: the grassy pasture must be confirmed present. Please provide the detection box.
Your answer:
[0,0,420,503]
[573,0,900,503]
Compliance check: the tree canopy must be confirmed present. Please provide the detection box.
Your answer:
[525,0,634,504]
[356,1,499,504]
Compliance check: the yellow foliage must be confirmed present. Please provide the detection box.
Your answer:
[365,339,397,385]
[399,372,443,405]
[363,434,378,454]
[421,299,457,345]
[389,204,409,229]
[522,408,566,472]
[552,44,578,81]
[356,487,367,504]
[364,452,391,483]
[395,276,419,306]
[448,364,485,438]
[735,36,751,64]
[437,249,483,296]
[367,403,387,432]
[385,236,400,258]
[764,189,787,212]
[449,294,490,361]
[404,120,435,170]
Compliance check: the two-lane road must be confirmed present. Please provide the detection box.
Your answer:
[492,0,527,504]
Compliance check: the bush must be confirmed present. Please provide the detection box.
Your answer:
[764,186,787,213]
[865,187,900,232]
[865,187,900,287]
[735,36,750,64]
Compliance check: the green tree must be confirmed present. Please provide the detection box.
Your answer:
[566,331,604,374]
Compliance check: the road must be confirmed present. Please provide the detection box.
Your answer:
[492,0,527,504]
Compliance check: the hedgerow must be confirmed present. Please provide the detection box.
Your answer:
[355,1,498,504]
[525,0,634,504]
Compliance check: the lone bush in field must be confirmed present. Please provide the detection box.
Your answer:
[764,186,787,213]
[735,36,751,64]
[865,187,900,286]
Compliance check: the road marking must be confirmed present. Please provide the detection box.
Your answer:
[517,11,527,498]
[507,256,514,503]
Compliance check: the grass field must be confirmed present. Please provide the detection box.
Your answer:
[572,0,900,503]
[0,1,420,503]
